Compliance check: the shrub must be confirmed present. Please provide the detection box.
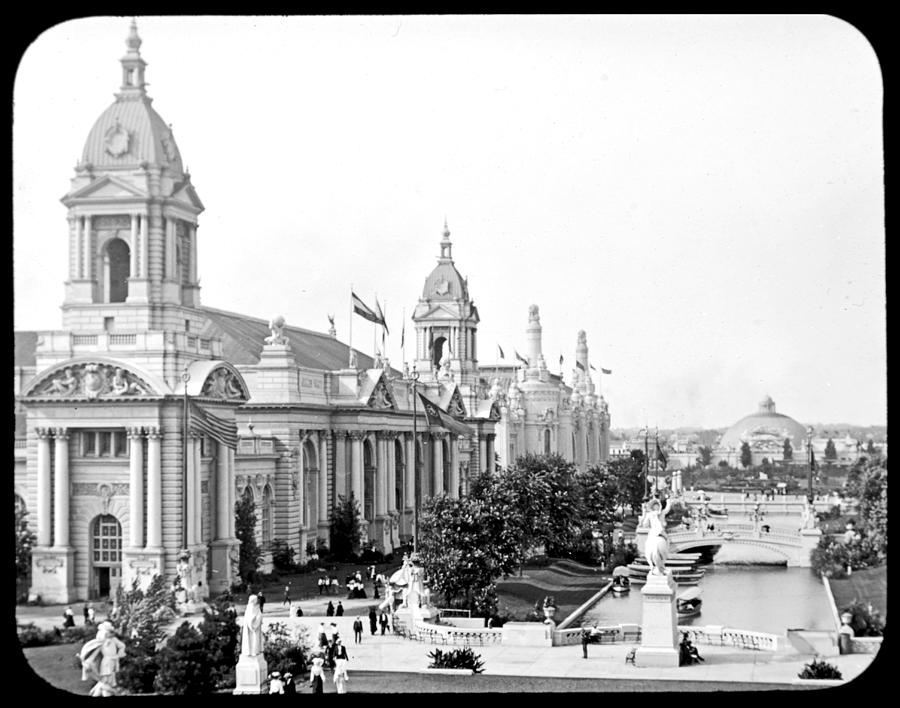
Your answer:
[798,658,843,680]
[154,622,216,695]
[62,623,99,644]
[198,592,241,689]
[427,647,485,673]
[263,621,313,676]
[270,539,297,572]
[18,623,63,648]
[117,636,160,694]
[843,600,885,637]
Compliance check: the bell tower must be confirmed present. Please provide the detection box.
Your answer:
[412,220,481,412]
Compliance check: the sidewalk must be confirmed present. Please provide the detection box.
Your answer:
[17,597,878,687]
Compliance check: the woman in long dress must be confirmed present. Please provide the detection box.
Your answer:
[240,594,263,657]
[309,655,326,694]
[332,640,350,694]
[641,496,674,575]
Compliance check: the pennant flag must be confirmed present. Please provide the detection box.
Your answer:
[810,447,817,471]
[400,319,405,349]
[189,401,238,450]
[497,344,505,359]
[656,442,668,471]
[514,350,529,367]
[559,354,564,367]
[352,292,382,326]
[418,392,474,436]
[374,297,389,335]
[575,361,585,371]
[590,364,597,372]
[601,368,612,375]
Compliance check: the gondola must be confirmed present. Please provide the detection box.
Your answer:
[676,587,702,618]
[611,566,631,594]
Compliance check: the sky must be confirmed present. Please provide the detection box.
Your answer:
[12,15,885,430]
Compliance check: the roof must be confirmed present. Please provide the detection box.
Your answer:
[201,306,399,374]
[719,398,809,450]
[14,331,38,367]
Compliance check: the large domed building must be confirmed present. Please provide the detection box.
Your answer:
[718,396,809,464]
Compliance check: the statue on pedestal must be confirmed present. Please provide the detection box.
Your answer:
[234,594,268,694]
[240,595,264,657]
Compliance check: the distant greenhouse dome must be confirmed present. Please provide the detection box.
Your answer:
[718,396,808,454]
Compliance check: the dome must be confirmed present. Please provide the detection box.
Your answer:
[719,396,809,453]
[78,20,184,176]
[421,220,468,300]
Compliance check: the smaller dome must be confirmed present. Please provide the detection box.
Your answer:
[719,397,808,451]
[421,221,468,300]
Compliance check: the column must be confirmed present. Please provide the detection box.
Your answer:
[130,214,139,275]
[185,431,196,545]
[75,217,83,278]
[350,432,364,507]
[450,435,460,499]
[432,433,444,495]
[146,429,162,547]
[53,428,70,547]
[128,427,144,548]
[36,428,52,547]
[227,448,236,538]
[486,434,495,474]
[478,435,487,475]
[190,224,198,282]
[84,216,92,280]
[140,214,149,278]
[333,431,347,504]
[318,433,329,524]
[405,434,416,511]
[375,434,387,516]
[217,441,229,539]
[165,217,175,279]
[387,436,397,513]
[193,435,203,542]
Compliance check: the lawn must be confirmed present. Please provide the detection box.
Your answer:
[495,559,609,620]
[827,565,887,619]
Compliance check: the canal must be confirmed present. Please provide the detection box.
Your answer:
[583,545,835,637]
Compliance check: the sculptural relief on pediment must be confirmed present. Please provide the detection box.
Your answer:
[30,363,153,399]
[201,367,248,400]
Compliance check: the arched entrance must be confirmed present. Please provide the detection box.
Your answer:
[104,238,130,303]
[432,336,447,367]
[90,514,122,599]
[302,439,319,531]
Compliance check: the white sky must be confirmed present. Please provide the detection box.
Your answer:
[13,15,885,429]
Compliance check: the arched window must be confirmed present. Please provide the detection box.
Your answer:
[544,429,552,455]
[261,485,273,547]
[363,438,375,521]
[105,238,130,303]
[394,439,404,511]
[432,336,447,367]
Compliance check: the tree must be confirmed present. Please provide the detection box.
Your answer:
[263,621,313,675]
[235,493,262,586]
[866,438,879,455]
[270,538,296,572]
[576,464,620,564]
[154,622,217,695]
[696,446,713,468]
[740,442,753,469]
[198,592,240,690]
[607,454,645,515]
[15,504,35,580]
[783,438,793,461]
[824,438,837,461]
[329,493,362,561]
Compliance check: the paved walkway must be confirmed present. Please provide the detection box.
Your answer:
[17,595,878,688]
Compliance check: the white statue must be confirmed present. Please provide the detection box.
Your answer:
[240,594,264,657]
[640,496,674,575]
[265,315,288,345]
[79,621,126,696]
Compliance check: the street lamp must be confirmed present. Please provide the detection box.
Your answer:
[806,426,814,504]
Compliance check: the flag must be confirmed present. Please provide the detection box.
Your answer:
[559,354,564,367]
[374,297,389,335]
[575,361,585,372]
[810,447,817,471]
[400,319,405,349]
[189,401,238,450]
[656,442,668,471]
[590,364,597,372]
[514,350,529,367]
[418,392,474,436]
[601,368,612,375]
[497,344,505,359]
[427,329,434,355]
[352,292,382,326]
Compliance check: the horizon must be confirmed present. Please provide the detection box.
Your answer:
[12,15,886,428]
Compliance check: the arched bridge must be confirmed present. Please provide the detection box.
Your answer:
[666,522,820,567]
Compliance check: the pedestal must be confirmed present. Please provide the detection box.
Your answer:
[233,654,268,695]
[122,548,166,592]
[634,569,679,667]
[29,547,76,603]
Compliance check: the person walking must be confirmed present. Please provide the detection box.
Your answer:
[331,577,340,595]
[317,622,328,650]
[333,640,350,694]
[257,591,266,613]
[379,611,388,635]
[83,604,90,625]
[352,617,363,644]
[283,584,291,607]
[326,600,335,617]
[368,607,378,635]
[63,607,76,628]
[335,601,344,616]
[283,672,296,696]
[87,605,96,625]
[308,655,325,694]
[318,576,325,595]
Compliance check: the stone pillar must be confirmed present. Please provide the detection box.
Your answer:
[130,213,139,274]
[405,434,416,510]
[53,428,70,547]
[193,436,203,541]
[140,214,149,278]
[36,428,52,547]
[84,216,92,280]
[146,429,163,548]
[486,434,495,474]
[634,570,680,667]
[227,448,236,538]
[432,433,444,495]
[216,441,230,539]
[74,216,83,278]
[185,432,197,545]
[128,427,144,548]
[350,431,364,507]
[165,217,175,279]
[449,435,460,498]
[478,435,487,475]
[387,436,397,513]
[375,434,387,516]
[318,433,329,532]
[334,431,347,504]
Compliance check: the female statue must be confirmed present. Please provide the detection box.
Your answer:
[240,594,264,657]
[79,621,126,696]
[641,495,674,575]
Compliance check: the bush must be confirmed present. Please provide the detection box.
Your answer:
[263,621,313,676]
[154,622,217,695]
[270,539,297,572]
[18,623,63,648]
[843,600,885,637]
[359,548,385,564]
[198,592,241,689]
[117,636,160,694]
[427,647,485,673]
[798,658,843,680]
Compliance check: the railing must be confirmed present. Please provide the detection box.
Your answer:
[554,624,778,651]
[15,437,27,449]
[108,333,136,345]
[396,617,502,646]
[72,334,98,346]
[438,608,472,618]
[669,524,802,546]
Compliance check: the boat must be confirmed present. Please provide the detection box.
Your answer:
[676,587,702,618]
[611,566,631,594]
[626,560,706,586]
[706,506,728,517]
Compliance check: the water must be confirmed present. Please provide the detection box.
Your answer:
[583,545,834,637]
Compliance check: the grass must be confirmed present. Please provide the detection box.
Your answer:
[496,560,608,620]
[827,565,887,618]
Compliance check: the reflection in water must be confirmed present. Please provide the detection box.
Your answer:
[584,547,833,636]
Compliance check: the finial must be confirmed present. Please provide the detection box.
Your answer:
[442,217,450,239]
[126,17,142,53]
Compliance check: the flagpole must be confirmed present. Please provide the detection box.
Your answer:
[181,367,190,553]
[806,426,814,503]
[349,284,353,367]
[644,427,649,498]
[410,365,420,553]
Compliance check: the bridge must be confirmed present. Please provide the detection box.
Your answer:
[664,522,821,566]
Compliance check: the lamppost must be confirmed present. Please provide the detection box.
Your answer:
[806,426,814,504]
[406,364,421,552]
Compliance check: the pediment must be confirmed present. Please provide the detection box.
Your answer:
[419,304,461,320]
[170,181,205,211]
[364,371,396,410]
[444,386,468,418]
[67,175,147,201]
[23,358,168,400]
